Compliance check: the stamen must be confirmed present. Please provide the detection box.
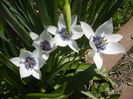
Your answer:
[24,57,36,69]
[93,35,107,51]
[41,40,52,52]
[59,28,72,41]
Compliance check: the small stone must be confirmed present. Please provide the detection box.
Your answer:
[127,82,133,86]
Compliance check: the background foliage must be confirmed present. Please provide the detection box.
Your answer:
[0,0,131,98]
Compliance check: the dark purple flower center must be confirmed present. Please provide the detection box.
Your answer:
[93,34,107,51]
[24,57,36,69]
[41,40,51,52]
[59,28,73,41]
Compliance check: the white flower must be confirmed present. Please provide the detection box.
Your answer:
[30,30,56,60]
[80,18,125,70]
[46,14,84,52]
[10,49,45,79]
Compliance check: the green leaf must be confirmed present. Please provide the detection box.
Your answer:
[35,0,51,25]
[81,90,98,99]
[26,93,67,99]
[0,1,32,48]
[64,65,96,94]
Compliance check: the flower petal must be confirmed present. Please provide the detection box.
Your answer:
[30,32,39,40]
[68,39,79,52]
[19,50,32,62]
[19,66,32,79]
[106,34,123,43]
[71,15,77,27]
[32,69,41,80]
[58,14,65,31]
[54,34,68,47]
[101,42,125,54]
[93,51,103,70]
[46,26,58,35]
[89,37,97,52]
[10,57,21,67]
[95,18,113,35]
[42,53,49,61]
[80,21,94,39]
[71,25,84,40]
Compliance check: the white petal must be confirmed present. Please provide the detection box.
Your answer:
[40,30,51,41]
[33,49,41,58]
[42,53,49,61]
[58,14,66,31]
[19,50,32,62]
[32,69,41,80]
[71,15,77,27]
[54,34,68,47]
[95,18,113,35]
[32,40,41,49]
[10,57,21,67]
[93,52,103,70]
[89,37,97,52]
[38,56,46,68]
[68,39,79,52]
[80,21,94,39]
[46,26,58,35]
[101,42,125,54]
[19,66,32,79]
[106,34,123,43]
[30,32,39,40]
[71,25,84,40]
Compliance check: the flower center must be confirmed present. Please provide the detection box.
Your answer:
[24,57,36,69]
[93,35,107,51]
[41,40,51,52]
[59,28,72,41]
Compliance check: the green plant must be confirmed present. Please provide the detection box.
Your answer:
[0,0,124,98]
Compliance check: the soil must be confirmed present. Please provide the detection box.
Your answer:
[109,47,133,94]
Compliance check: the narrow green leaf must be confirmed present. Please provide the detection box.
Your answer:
[81,90,98,99]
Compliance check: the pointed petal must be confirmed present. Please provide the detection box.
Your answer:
[80,21,94,39]
[10,57,21,67]
[71,15,77,27]
[89,37,97,52]
[106,34,123,43]
[101,42,125,54]
[54,34,68,47]
[58,14,66,31]
[32,40,41,49]
[30,32,39,40]
[46,26,58,35]
[32,69,41,80]
[42,53,49,61]
[68,39,79,52]
[40,30,51,41]
[93,52,103,70]
[33,49,41,58]
[71,25,84,40]
[19,66,32,79]
[38,56,46,68]
[19,50,32,62]
[95,18,113,35]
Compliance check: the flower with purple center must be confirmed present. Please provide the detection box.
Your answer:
[10,50,45,79]
[93,35,107,51]
[59,28,73,41]
[81,18,125,70]
[24,57,36,69]
[46,14,84,52]
[30,30,56,60]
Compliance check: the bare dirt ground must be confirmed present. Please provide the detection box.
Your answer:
[109,47,133,94]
